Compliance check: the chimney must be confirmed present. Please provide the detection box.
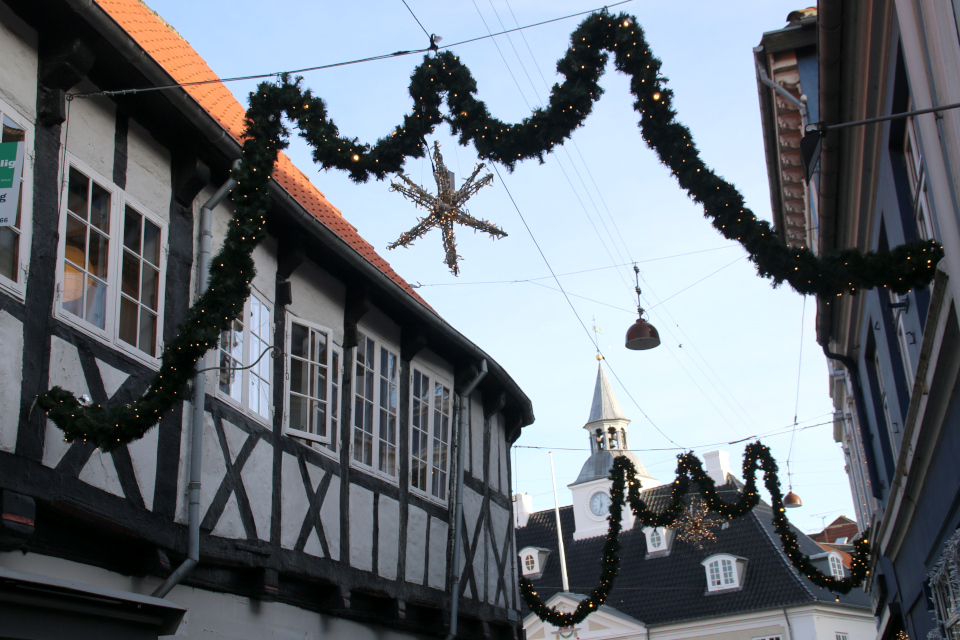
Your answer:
[703,450,732,486]
[513,493,533,528]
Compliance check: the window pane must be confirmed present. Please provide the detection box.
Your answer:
[89,182,110,232]
[121,250,140,298]
[118,296,138,346]
[0,226,18,281]
[290,322,309,358]
[61,263,84,317]
[64,214,86,268]
[141,264,159,310]
[290,357,307,394]
[289,394,307,432]
[67,169,88,219]
[85,275,107,329]
[142,218,160,265]
[123,207,141,253]
[88,229,109,278]
[1,115,25,143]
[313,399,326,437]
[139,309,156,356]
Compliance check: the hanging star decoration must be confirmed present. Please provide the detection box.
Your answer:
[676,498,720,549]
[388,141,506,275]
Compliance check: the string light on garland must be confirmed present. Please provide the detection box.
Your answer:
[387,141,505,275]
[36,10,942,450]
[675,498,720,549]
[519,441,873,627]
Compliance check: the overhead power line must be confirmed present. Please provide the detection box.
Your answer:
[68,0,634,100]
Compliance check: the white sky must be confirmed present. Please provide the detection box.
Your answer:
[147,0,855,534]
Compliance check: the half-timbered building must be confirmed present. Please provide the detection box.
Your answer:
[0,1,533,638]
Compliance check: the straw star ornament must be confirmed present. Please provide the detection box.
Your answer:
[388,142,506,275]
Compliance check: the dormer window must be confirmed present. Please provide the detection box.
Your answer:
[642,527,674,555]
[702,554,747,592]
[519,547,551,580]
[829,553,845,578]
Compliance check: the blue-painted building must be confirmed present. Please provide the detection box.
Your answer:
[756,4,960,640]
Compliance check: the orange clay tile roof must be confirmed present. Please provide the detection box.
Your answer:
[816,542,853,568]
[94,0,431,311]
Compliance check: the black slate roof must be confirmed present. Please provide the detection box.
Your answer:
[515,481,871,626]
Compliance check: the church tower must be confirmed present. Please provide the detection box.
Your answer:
[568,361,661,540]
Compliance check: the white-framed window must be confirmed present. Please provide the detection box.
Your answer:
[524,554,536,572]
[410,364,453,502]
[903,112,936,242]
[519,546,549,578]
[643,526,672,554]
[55,157,167,365]
[702,554,746,592]
[752,636,782,640]
[874,350,900,440]
[284,315,341,452]
[830,553,845,578]
[351,329,399,479]
[218,292,272,423]
[0,100,33,299]
[836,633,849,640]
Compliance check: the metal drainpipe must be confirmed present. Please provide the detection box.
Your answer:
[152,163,239,599]
[447,359,488,640]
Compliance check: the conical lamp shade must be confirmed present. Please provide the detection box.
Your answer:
[625,316,661,350]
[783,491,802,508]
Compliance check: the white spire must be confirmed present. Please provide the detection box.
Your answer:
[587,362,627,424]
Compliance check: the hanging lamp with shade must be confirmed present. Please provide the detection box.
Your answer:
[625,264,661,351]
[783,460,802,508]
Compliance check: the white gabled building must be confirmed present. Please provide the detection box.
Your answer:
[516,363,875,640]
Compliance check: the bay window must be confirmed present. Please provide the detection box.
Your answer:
[284,316,341,451]
[0,101,32,299]
[56,158,167,363]
[218,292,272,422]
[352,330,399,479]
[410,365,453,502]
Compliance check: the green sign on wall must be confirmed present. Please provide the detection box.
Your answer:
[0,141,23,227]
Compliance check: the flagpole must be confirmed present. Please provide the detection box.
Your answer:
[549,451,570,592]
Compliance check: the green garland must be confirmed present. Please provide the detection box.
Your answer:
[519,442,872,627]
[38,10,940,448]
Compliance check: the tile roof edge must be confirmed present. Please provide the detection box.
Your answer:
[749,508,818,601]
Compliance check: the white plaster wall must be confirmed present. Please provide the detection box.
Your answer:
[0,552,439,640]
[0,309,23,452]
[175,402,225,526]
[427,516,448,590]
[241,438,273,540]
[280,452,309,549]
[489,502,510,606]
[349,484,374,572]
[487,413,500,493]
[319,474,341,561]
[43,336,90,469]
[287,260,347,346]
[462,486,484,600]
[378,495,400,580]
[125,118,171,222]
[414,348,453,382]
[127,424,159,510]
[66,80,116,180]
[0,1,37,122]
[359,306,401,347]
[405,504,428,585]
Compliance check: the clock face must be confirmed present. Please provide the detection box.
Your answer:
[589,491,611,516]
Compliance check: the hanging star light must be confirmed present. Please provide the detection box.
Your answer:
[388,141,506,275]
[676,498,720,549]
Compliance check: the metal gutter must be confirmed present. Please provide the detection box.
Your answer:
[152,169,238,599]
[61,0,534,432]
[815,0,843,345]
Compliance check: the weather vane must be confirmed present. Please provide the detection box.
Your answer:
[387,141,506,275]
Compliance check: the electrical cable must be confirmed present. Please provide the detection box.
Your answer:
[492,162,681,448]
[400,0,431,38]
[67,1,633,100]
[647,256,744,310]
